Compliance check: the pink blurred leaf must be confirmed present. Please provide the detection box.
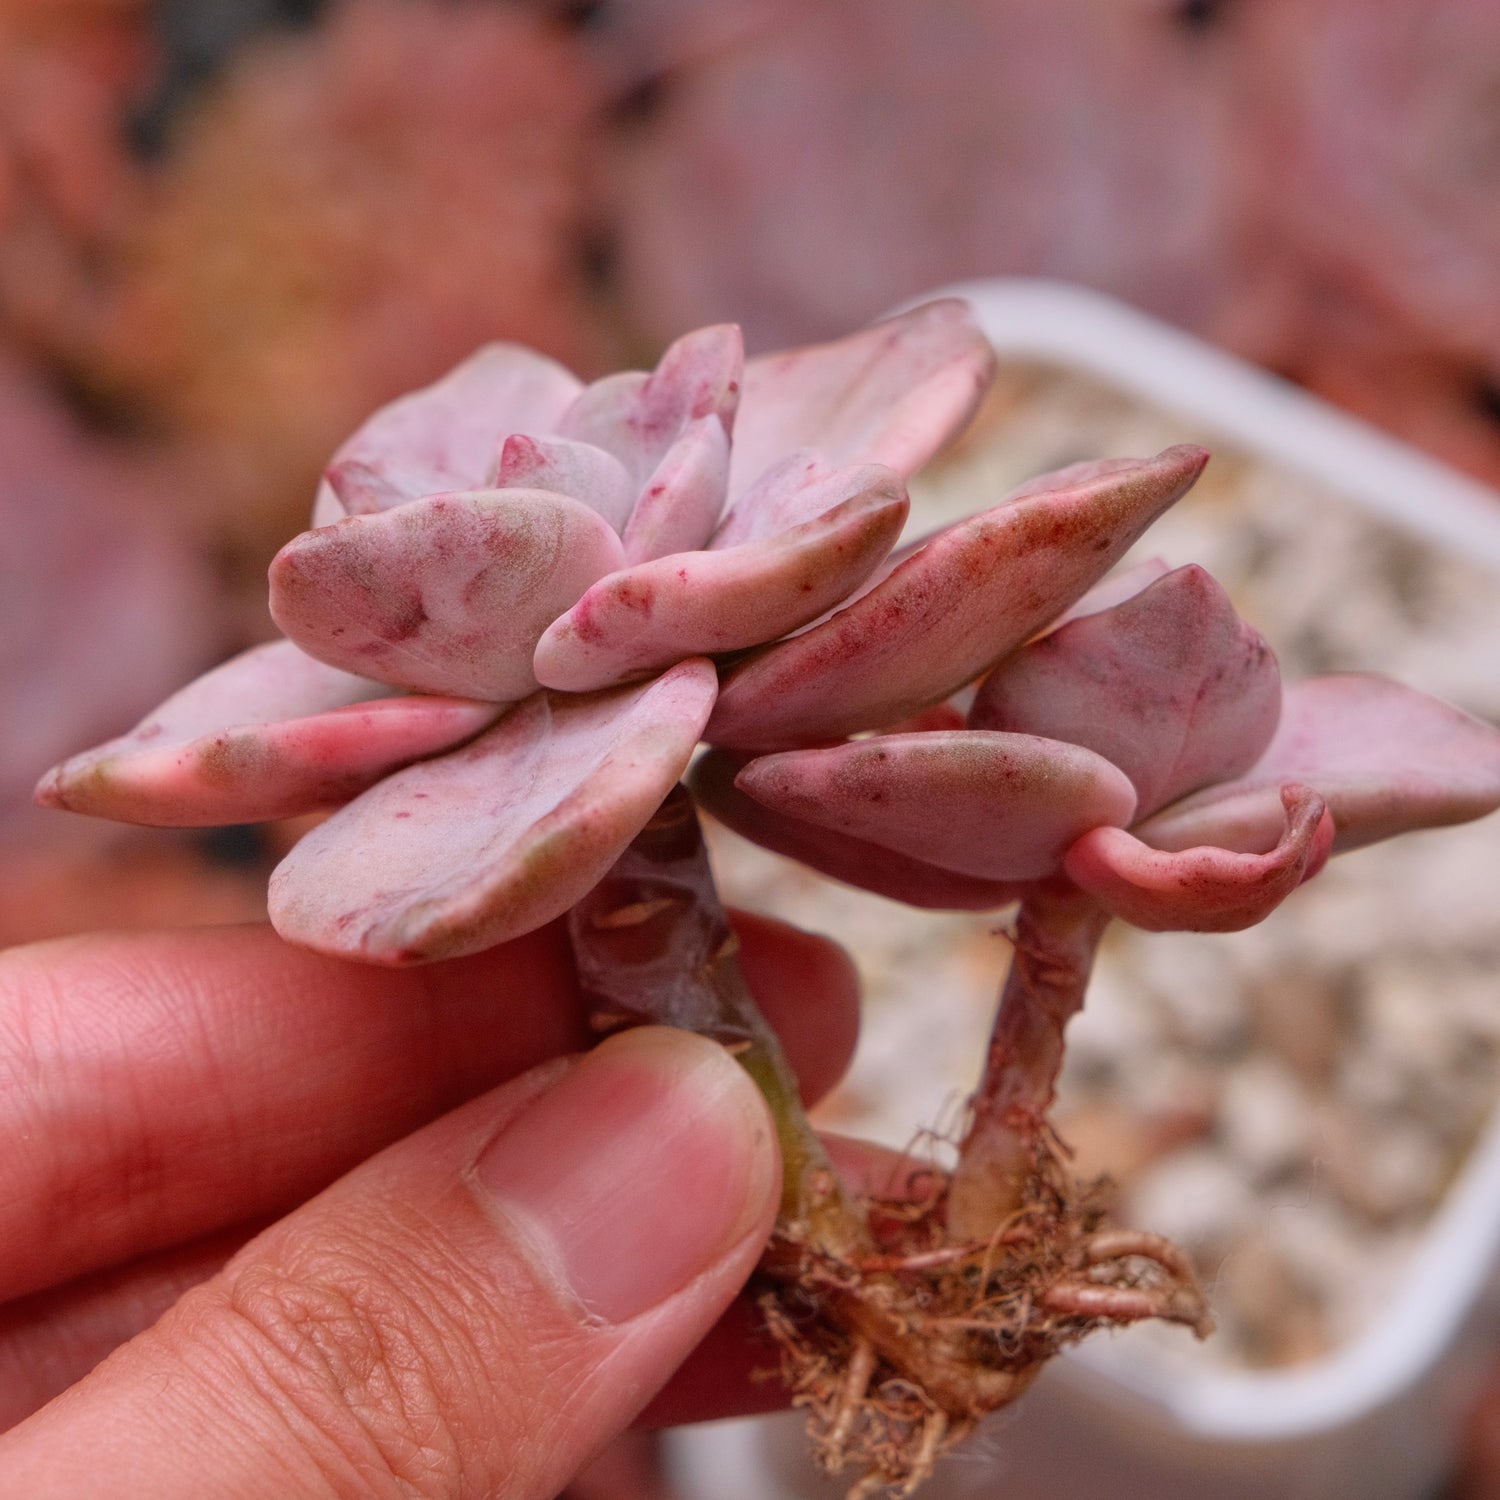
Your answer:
[971,565,1281,819]
[267,659,719,963]
[535,462,906,692]
[735,730,1137,881]
[620,413,731,562]
[557,323,742,484]
[270,488,626,700]
[321,460,413,519]
[313,343,583,522]
[711,448,889,547]
[690,749,1022,910]
[494,433,635,533]
[707,445,1208,749]
[1137,675,1500,856]
[1051,555,1172,628]
[35,641,502,826]
[729,299,995,502]
[1064,784,1333,933]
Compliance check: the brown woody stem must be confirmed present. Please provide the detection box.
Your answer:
[568,784,869,1259]
[948,879,1110,1240]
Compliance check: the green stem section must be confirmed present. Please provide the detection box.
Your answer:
[568,785,869,1259]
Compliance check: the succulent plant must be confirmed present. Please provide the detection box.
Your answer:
[37,300,1500,1496]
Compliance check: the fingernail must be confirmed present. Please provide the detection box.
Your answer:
[471,1026,778,1324]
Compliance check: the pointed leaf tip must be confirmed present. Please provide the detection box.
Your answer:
[1138,675,1500,856]
[33,641,501,826]
[494,433,635,534]
[535,463,907,693]
[972,564,1280,819]
[313,341,583,518]
[708,446,1207,748]
[730,299,995,503]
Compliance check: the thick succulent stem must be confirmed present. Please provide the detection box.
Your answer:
[948,880,1110,1241]
[572,802,1208,1497]
[568,784,869,1259]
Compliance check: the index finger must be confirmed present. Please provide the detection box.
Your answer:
[0,915,858,1303]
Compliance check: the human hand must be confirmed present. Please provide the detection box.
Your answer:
[0,914,859,1497]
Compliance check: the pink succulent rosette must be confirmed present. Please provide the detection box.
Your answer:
[697,557,1500,933]
[38,301,1006,961]
[40,296,1500,967]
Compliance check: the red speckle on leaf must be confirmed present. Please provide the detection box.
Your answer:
[389,601,429,641]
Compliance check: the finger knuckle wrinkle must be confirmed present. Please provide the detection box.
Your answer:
[218,1250,474,1498]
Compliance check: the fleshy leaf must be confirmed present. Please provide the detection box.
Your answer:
[267,659,719,964]
[735,731,1137,881]
[1137,675,1500,856]
[689,749,1022,911]
[708,446,1209,749]
[535,463,907,692]
[1051,555,1171,628]
[270,489,626,700]
[493,434,635,534]
[620,414,731,562]
[557,324,742,484]
[1064,784,1333,933]
[34,641,500,825]
[312,343,582,521]
[729,299,995,503]
[971,566,1281,820]
[712,449,885,548]
[321,460,413,520]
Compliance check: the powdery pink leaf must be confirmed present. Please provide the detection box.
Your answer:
[620,414,731,562]
[1051,555,1172,628]
[321,460,413,520]
[493,433,635,534]
[535,463,907,692]
[553,370,648,458]
[735,730,1138,881]
[556,323,742,484]
[1137,675,1500,856]
[729,299,995,503]
[971,565,1281,820]
[710,448,889,548]
[34,641,502,826]
[267,658,719,964]
[707,445,1209,749]
[313,343,583,522]
[689,749,1022,910]
[270,488,626,700]
[1064,784,1334,933]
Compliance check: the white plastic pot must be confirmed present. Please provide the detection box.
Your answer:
[670,280,1500,1500]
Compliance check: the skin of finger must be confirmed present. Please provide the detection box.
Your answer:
[0,921,582,1304]
[0,916,858,1422]
[0,1138,907,1440]
[0,1225,260,1433]
[0,912,857,1305]
[0,1035,780,1500]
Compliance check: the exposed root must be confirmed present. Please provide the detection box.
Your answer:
[756,1139,1211,1497]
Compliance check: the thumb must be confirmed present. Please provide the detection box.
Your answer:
[0,1027,780,1500]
